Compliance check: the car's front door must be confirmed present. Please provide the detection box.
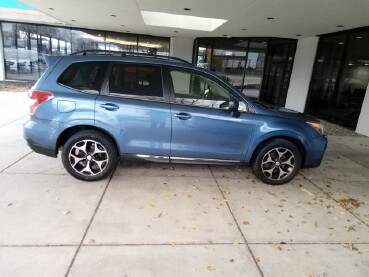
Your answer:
[168,68,254,162]
[95,63,171,159]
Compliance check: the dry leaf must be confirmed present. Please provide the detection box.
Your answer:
[255,257,260,263]
[347,225,356,232]
[229,259,234,263]
[243,220,250,225]
[62,210,71,215]
[89,239,95,244]
[206,266,216,271]
[150,204,156,208]
[187,194,192,199]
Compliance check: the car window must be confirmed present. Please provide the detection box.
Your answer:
[58,62,108,93]
[108,64,163,100]
[170,70,248,111]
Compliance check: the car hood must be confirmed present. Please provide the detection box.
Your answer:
[252,102,317,122]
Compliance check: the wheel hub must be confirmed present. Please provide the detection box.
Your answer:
[261,147,295,180]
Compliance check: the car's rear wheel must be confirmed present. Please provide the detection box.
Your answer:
[252,139,301,185]
[61,130,118,181]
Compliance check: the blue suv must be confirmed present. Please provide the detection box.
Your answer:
[24,50,327,185]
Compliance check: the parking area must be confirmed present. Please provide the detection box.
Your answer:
[0,91,369,277]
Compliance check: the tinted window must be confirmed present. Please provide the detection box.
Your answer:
[58,62,108,92]
[170,70,248,111]
[108,64,163,99]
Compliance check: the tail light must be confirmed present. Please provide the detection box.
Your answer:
[28,90,53,115]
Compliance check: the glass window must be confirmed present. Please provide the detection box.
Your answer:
[171,70,233,109]
[212,38,249,91]
[138,35,169,56]
[243,38,267,100]
[71,29,106,52]
[196,38,213,69]
[108,64,163,99]
[260,38,297,106]
[106,32,137,52]
[58,62,108,93]
[307,30,369,129]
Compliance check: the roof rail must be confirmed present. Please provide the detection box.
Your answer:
[70,49,191,64]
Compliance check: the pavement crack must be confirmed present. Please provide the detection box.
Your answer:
[0,115,28,128]
[209,166,265,277]
[0,151,33,173]
[64,161,118,277]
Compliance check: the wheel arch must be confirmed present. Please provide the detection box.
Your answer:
[56,125,120,155]
[250,135,306,168]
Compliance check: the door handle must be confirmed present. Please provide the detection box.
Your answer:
[174,113,191,120]
[100,103,119,111]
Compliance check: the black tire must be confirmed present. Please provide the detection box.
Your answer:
[252,139,301,185]
[61,130,118,181]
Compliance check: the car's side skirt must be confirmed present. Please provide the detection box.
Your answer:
[122,154,242,165]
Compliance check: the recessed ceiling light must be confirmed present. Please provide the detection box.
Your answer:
[267,17,274,20]
[141,11,227,32]
[184,8,191,11]
[338,42,344,45]
[110,14,117,17]
[48,8,54,10]
[365,63,369,66]
[262,41,267,44]
[356,36,363,39]
[337,25,344,27]
[296,34,302,36]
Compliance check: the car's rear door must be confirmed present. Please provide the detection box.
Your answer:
[95,62,171,159]
[168,67,254,162]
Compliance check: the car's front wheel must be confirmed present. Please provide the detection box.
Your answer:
[61,130,118,181]
[252,139,301,185]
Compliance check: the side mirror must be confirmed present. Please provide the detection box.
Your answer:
[228,100,239,111]
[228,100,240,118]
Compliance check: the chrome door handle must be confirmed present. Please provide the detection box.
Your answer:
[174,113,191,120]
[100,103,119,111]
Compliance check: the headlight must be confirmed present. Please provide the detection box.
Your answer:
[307,121,324,135]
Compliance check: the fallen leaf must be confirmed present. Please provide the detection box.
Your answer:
[314,221,318,228]
[7,203,12,207]
[347,225,356,232]
[337,198,361,209]
[277,245,283,251]
[170,242,176,246]
[89,239,95,244]
[150,204,156,208]
[62,210,71,215]
[55,197,60,200]
[306,274,313,277]
[187,194,192,199]
[255,257,260,263]
[206,266,216,271]
[229,259,234,263]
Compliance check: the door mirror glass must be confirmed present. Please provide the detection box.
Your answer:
[228,100,239,111]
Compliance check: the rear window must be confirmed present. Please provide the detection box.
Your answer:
[58,62,108,93]
[108,64,163,99]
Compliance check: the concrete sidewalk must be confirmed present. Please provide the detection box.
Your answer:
[0,91,369,277]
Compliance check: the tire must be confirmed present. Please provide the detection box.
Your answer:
[61,130,118,181]
[252,139,301,185]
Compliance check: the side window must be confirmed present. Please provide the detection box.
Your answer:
[108,64,163,100]
[170,70,248,111]
[58,62,107,93]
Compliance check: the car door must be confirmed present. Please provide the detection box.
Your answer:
[95,62,171,159]
[168,67,254,162]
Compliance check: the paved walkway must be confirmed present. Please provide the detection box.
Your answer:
[1,91,369,276]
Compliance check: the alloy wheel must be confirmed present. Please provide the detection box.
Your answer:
[261,147,295,180]
[68,139,109,176]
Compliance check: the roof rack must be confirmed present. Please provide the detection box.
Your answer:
[70,50,191,64]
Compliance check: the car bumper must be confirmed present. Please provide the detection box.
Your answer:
[23,117,66,158]
[303,134,328,168]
